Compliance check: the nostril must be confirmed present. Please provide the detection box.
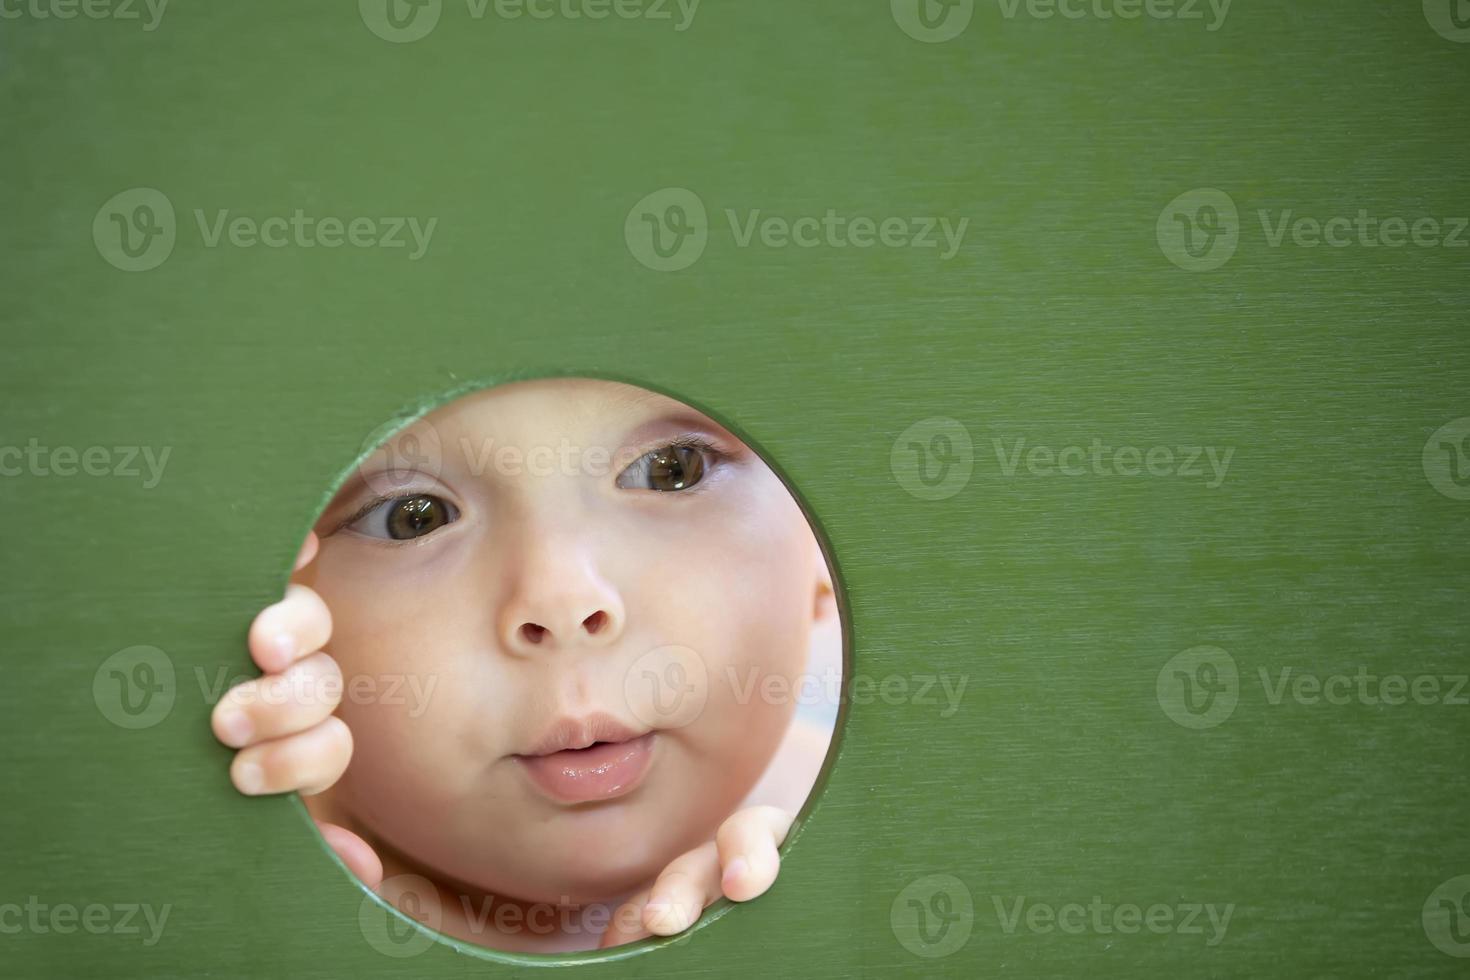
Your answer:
[582,610,607,635]
[520,623,547,645]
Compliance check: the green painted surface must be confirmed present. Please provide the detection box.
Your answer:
[2,1,1468,976]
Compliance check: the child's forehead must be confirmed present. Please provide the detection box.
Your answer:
[425,378,731,442]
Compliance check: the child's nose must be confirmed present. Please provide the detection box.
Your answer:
[498,566,626,657]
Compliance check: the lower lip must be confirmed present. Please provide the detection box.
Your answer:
[516,733,656,804]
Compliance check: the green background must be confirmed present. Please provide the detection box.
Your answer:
[3,0,1468,976]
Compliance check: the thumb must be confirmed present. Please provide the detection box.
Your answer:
[293,531,320,572]
[316,820,383,891]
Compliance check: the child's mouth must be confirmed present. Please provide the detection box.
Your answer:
[516,734,657,804]
[514,715,657,804]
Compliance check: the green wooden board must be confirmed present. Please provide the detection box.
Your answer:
[3,0,1469,976]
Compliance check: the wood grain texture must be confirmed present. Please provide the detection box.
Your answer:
[1,1,1467,976]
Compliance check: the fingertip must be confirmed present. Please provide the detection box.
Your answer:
[231,758,265,796]
[249,584,331,673]
[722,853,778,902]
[642,901,694,936]
[293,531,320,571]
[317,822,383,890]
[211,701,254,749]
[720,856,748,891]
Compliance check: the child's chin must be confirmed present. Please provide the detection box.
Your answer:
[448,833,678,908]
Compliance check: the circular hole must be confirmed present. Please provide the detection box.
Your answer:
[280,376,845,957]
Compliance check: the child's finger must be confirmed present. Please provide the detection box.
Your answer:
[210,651,343,749]
[249,583,333,674]
[293,530,320,572]
[641,840,722,936]
[315,820,383,891]
[715,805,794,902]
[598,888,652,949]
[228,715,353,797]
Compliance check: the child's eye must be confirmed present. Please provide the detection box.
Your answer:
[346,494,459,540]
[616,443,711,492]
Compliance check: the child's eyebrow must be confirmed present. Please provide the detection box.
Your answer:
[620,408,741,452]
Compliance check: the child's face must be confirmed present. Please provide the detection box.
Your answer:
[302,379,829,904]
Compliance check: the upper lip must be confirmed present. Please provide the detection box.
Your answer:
[517,713,649,757]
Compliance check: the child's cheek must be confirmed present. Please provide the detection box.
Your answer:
[647,491,815,788]
[311,554,514,798]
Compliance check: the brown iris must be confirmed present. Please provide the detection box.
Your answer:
[645,446,706,491]
[386,495,452,540]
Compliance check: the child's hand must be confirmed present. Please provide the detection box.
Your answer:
[209,532,384,888]
[598,805,794,948]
